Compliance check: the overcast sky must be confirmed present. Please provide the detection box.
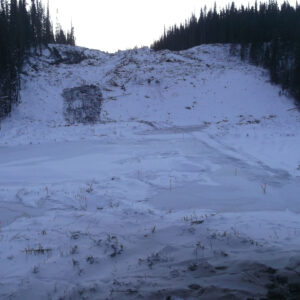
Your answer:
[44,0,283,53]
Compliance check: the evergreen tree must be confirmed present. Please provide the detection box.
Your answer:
[0,0,76,119]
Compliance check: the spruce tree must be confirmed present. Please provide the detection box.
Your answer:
[0,0,76,119]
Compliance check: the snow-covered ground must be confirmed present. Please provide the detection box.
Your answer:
[0,44,300,299]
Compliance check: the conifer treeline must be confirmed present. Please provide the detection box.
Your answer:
[0,0,75,119]
[151,1,300,101]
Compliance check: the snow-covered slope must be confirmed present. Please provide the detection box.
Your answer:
[0,44,299,299]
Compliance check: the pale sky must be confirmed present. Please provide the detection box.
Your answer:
[44,0,283,53]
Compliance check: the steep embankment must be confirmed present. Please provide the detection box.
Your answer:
[0,44,299,299]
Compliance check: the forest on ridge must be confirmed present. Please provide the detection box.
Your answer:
[152,1,300,102]
[0,0,75,119]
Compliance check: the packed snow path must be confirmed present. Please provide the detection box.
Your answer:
[0,44,300,299]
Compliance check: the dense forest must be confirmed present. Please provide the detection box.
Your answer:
[152,1,300,102]
[0,0,75,119]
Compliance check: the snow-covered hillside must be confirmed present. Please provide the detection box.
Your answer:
[0,44,299,299]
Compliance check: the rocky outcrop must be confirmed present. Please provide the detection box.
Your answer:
[62,85,103,124]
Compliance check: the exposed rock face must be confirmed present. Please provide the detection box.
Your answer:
[50,47,87,65]
[62,85,103,124]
